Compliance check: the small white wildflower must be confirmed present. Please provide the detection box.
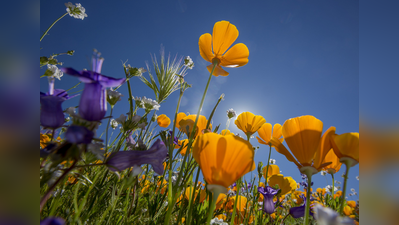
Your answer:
[142,96,160,111]
[226,108,236,119]
[269,159,276,164]
[320,171,327,176]
[356,176,359,181]
[115,114,127,124]
[107,89,123,106]
[65,117,70,122]
[341,173,346,178]
[65,107,77,117]
[184,56,194,69]
[335,180,341,185]
[47,64,63,80]
[65,2,88,20]
[350,188,355,193]
[210,218,228,225]
[324,185,338,193]
[110,119,118,129]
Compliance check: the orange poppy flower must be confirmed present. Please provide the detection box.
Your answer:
[262,164,280,181]
[268,174,297,196]
[192,133,254,192]
[321,148,342,174]
[157,114,170,128]
[179,114,211,138]
[199,21,249,77]
[270,115,336,176]
[330,132,359,167]
[174,112,187,129]
[234,112,266,137]
[256,123,284,146]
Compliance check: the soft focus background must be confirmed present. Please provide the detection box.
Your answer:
[2,0,398,224]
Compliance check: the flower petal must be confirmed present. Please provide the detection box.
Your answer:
[199,33,214,63]
[212,21,238,56]
[282,115,323,166]
[272,124,283,142]
[270,137,301,168]
[207,64,229,76]
[220,43,249,68]
[331,132,359,162]
[257,123,273,145]
[313,126,336,170]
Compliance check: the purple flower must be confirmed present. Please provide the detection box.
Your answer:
[65,125,94,144]
[106,139,167,175]
[289,195,314,218]
[40,78,73,128]
[258,186,279,214]
[168,131,179,145]
[61,51,125,121]
[40,217,65,225]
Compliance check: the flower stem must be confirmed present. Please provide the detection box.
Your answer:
[105,107,113,154]
[206,190,220,224]
[264,144,272,183]
[124,66,135,120]
[339,164,350,216]
[331,173,335,196]
[303,175,312,225]
[40,12,68,42]
[186,168,200,224]
[230,178,241,225]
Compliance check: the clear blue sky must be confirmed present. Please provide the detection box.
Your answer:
[40,0,359,195]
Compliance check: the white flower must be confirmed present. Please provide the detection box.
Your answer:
[350,188,355,193]
[335,180,341,185]
[321,171,327,176]
[184,56,194,69]
[356,176,359,181]
[65,2,88,20]
[324,185,338,193]
[115,114,127,124]
[110,119,118,129]
[226,108,236,119]
[142,96,160,111]
[47,64,63,80]
[314,204,355,225]
[65,107,78,117]
[269,159,276,164]
[210,218,228,225]
[107,89,123,106]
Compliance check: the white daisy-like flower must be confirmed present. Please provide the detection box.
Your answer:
[356,176,359,181]
[320,171,327,176]
[324,185,338,193]
[226,108,236,119]
[110,119,118,129]
[65,2,88,20]
[142,96,160,111]
[269,159,276,164]
[210,218,228,225]
[184,56,194,69]
[47,64,63,80]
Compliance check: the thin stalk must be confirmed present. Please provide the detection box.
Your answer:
[303,175,313,225]
[230,178,241,225]
[264,144,272,184]
[40,12,68,42]
[186,168,201,224]
[205,191,220,224]
[105,107,113,154]
[331,173,335,196]
[124,66,134,119]
[339,165,350,216]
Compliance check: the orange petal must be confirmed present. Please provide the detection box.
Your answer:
[270,137,301,168]
[257,123,272,145]
[207,64,229,76]
[282,115,323,166]
[256,136,268,145]
[220,43,249,68]
[313,126,336,170]
[272,124,283,141]
[212,21,238,56]
[175,112,187,129]
[322,149,342,173]
[331,132,359,162]
[198,33,214,63]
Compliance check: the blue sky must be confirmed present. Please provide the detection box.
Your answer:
[40,0,359,195]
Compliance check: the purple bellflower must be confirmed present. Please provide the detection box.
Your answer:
[258,186,279,214]
[289,194,314,218]
[61,51,125,121]
[65,125,94,144]
[40,78,74,128]
[106,139,167,175]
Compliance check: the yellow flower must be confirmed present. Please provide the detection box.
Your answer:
[256,123,284,146]
[179,114,211,138]
[225,195,247,213]
[220,129,232,136]
[184,187,207,203]
[215,193,227,210]
[193,133,254,190]
[321,148,342,174]
[235,112,266,137]
[262,164,280,181]
[199,20,249,77]
[268,174,297,196]
[347,200,357,208]
[270,115,337,175]
[156,114,170,128]
[177,139,190,156]
[331,132,359,167]
[174,112,187,129]
[343,205,353,216]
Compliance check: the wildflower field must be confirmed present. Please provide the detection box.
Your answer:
[40,2,359,225]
